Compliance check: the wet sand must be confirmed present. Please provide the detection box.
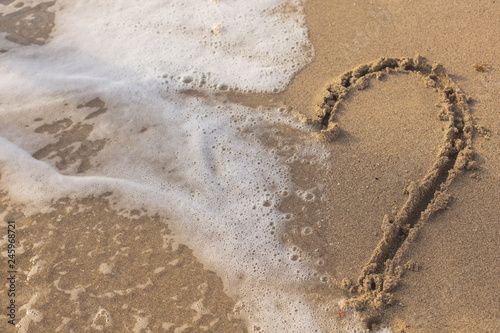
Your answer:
[1,195,247,332]
[1,1,499,332]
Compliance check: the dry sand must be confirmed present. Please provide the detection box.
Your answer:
[1,1,499,332]
[281,1,499,331]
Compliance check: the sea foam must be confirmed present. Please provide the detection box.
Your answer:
[0,0,381,331]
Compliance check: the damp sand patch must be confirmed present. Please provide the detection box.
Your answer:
[0,1,55,46]
[0,194,247,332]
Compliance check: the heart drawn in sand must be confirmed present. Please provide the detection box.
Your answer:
[309,55,475,314]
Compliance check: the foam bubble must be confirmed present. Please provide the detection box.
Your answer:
[91,308,112,330]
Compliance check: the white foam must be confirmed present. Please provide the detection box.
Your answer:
[0,0,385,331]
[91,308,112,330]
[16,294,43,333]
[1,0,312,93]
[0,92,330,331]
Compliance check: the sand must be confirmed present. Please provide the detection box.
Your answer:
[281,2,499,331]
[1,0,499,332]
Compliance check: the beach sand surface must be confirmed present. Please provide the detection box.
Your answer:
[0,1,499,332]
